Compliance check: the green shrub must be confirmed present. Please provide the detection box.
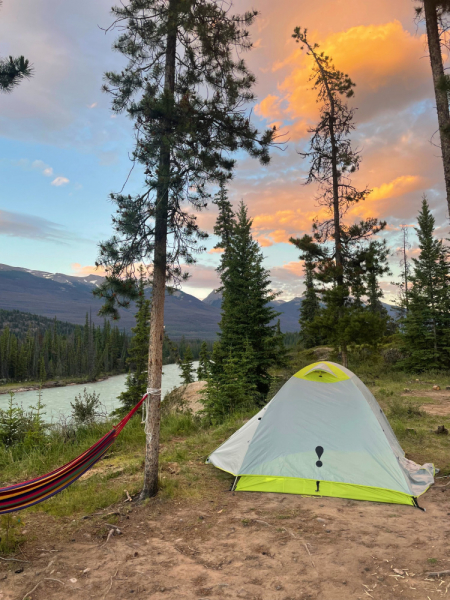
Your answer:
[70,388,102,425]
[0,514,25,554]
[389,398,423,419]
[0,393,32,447]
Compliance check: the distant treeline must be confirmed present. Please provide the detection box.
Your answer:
[0,309,298,383]
[0,310,214,383]
[0,311,129,383]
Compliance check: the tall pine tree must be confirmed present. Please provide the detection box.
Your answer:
[94,0,276,499]
[290,234,323,348]
[290,28,387,364]
[179,345,195,385]
[197,341,211,381]
[216,202,280,401]
[400,197,450,370]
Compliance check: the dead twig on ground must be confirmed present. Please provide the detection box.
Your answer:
[101,569,118,599]
[426,570,450,578]
[105,524,122,534]
[22,577,64,600]
[0,556,29,563]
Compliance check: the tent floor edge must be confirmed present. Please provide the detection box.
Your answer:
[413,497,426,511]
[235,475,416,507]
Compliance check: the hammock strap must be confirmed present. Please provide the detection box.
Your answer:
[113,393,148,437]
[141,388,161,435]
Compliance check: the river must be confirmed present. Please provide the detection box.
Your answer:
[0,362,198,422]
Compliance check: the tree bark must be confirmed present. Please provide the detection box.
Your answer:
[140,0,178,500]
[402,227,409,312]
[424,0,450,218]
[341,345,348,368]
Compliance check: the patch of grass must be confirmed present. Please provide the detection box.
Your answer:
[0,514,25,554]
[388,398,424,419]
[427,557,438,565]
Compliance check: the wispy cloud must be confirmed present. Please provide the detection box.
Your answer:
[31,159,54,177]
[51,176,70,187]
[0,209,74,241]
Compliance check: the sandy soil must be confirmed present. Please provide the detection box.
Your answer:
[181,381,207,414]
[402,389,450,416]
[2,481,450,600]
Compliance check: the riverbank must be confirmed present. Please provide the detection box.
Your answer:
[0,362,181,396]
[0,374,115,395]
[0,363,198,422]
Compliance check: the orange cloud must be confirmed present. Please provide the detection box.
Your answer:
[255,94,284,121]
[281,261,305,277]
[71,263,107,277]
[208,247,224,254]
[370,175,423,202]
[256,236,274,247]
[256,21,430,140]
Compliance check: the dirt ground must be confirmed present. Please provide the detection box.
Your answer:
[403,388,450,416]
[2,480,450,600]
[182,381,207,414]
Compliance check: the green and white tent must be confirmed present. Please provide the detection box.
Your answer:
[207,361,435,507]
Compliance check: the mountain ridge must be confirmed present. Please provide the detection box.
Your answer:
[0,264,400,340]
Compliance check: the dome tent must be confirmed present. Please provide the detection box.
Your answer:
[207,361,435,507]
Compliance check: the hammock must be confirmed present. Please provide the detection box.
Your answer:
[0,393,148,515]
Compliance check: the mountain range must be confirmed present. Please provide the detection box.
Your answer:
[0,264,300,339]
[0,264,400,340]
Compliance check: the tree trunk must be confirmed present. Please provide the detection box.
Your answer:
[424,0,450,218]
[341,344,348,368]
[140,0,178,500]
[403,228,409,312]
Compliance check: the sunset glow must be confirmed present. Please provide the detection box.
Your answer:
[0,0,445,302]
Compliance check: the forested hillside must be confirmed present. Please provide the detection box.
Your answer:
[0,311,129,383]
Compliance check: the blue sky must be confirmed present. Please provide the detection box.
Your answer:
[0,0,448,301]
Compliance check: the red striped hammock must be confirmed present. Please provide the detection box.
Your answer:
[0,393,148,515]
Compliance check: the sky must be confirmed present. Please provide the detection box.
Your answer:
[0,0,447,301]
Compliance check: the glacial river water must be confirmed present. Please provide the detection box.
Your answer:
[0,362,198,422]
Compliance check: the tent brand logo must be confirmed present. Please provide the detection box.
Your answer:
[315,446,324,467]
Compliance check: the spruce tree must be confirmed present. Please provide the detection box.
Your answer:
[363,240,391,314]
[94,0,276,499]
[400,197,450,370]
[217,202,280,400]
[290,234,323,348]
[118,268,150,412]
[197,341,211,381]
[213,180,236,253]
[202,342,257,423]
[179,345,195,385]
[38,356,46,382]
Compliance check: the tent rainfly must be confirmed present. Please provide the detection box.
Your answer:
[207,361,435,507]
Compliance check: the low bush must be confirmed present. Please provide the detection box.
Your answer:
[70,388,103,425]
[388,397,423,419]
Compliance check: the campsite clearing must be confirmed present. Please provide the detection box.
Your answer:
[1,370,450,599]
[1,482,450,600]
